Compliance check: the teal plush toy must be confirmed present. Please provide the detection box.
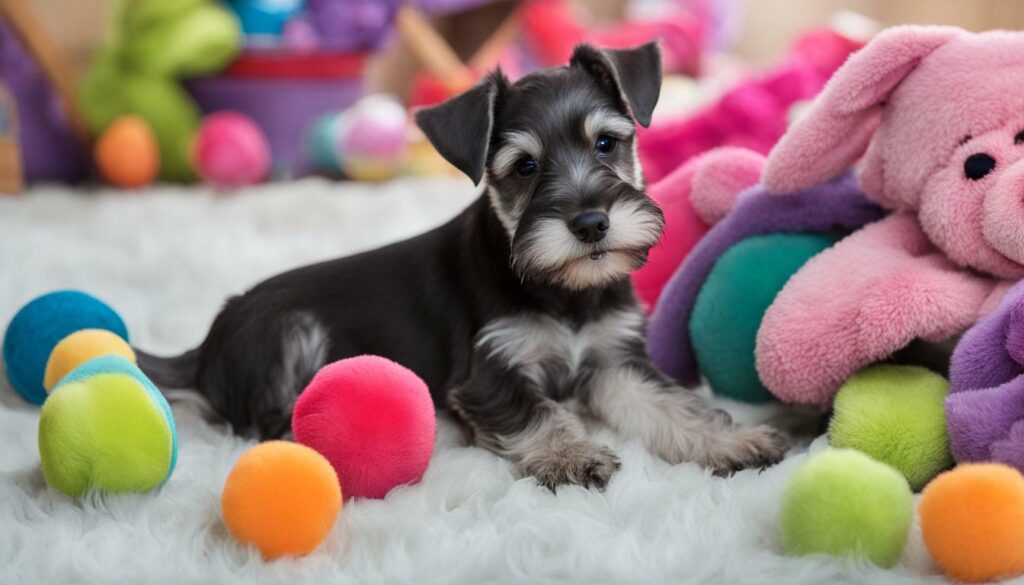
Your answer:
[780,449,913,567]
[689,232,841,402]
[79,0,241,181]
[829,364,953,491]
[3,290,129,405]
[39,355,177,498]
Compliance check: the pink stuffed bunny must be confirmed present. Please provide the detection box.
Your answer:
[754,26,1024,406]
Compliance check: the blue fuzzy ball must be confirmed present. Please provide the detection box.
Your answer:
[3,290,128,405]
[56,354,178,479]
[307,111,342,174]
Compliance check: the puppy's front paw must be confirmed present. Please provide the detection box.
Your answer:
[710,425,790,477]
[524,442,621,491]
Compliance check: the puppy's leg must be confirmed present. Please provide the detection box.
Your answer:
[448,359,620,490]
[586,364,789,474]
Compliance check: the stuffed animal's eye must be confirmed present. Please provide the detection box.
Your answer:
[964,153,996,180]
[1015,130,1024,144]
[595,135,617,155]
[516,157,538,177]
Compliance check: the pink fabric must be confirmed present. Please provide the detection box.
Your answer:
[632,147,762,311]
[637,28,863,183]
[756,26,1024,404]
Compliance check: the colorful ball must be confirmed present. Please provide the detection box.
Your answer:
[94,115,160,188]
[920,464,1024,583]
[3,290,129,405]
[829,364,953,491]
[222,441,342,559]
[306,111,342,174]
[292,355,436,499]
[193,111,271,188]
[39,357,177,497]
[336,95,408,181]
[690,232,839,402]
[780,449,913,567]
[43,329,136,392]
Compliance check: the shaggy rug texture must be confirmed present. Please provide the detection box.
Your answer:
[0,178,951,584]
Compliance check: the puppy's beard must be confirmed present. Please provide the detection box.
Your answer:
[512,197,664,290]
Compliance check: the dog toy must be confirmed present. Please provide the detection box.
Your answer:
[228,0,302,38]
[79,0,241,182]
[307,111,343,175]
[306,0,398,52]
[920,464,1024,583]
[636,25,866,183]
[43,329,136,392]
[222,441,341,559]
[3,290,129,405]
[335,95,408,182]
[193,111,271,188]
[748,26,1024,407]
[945,279,1024,471]
[779,448,912,567]
[690,232,840,403]
[292,355,436,499]
[39,355,177,497]
[647,151,884,392]
[94,115,160,188]
[828,365,953,490]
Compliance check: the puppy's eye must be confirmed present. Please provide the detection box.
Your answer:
[1015,130,1024,144]
[964,153,996,180]
[595,135,617,155]
[515,157,538,177]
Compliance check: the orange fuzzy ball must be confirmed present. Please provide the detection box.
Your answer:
[919,464,1024,583]
[221,441,341,559]
[95,115,159,188]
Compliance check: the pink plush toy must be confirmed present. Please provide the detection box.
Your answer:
[753,26,1024,406]
[637,26,864,183]
[292,355,436,499]
[631,147,764,311]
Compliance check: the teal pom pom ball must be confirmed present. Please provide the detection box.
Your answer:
[307,111,342,174]
[780,449,913,567]
[829,364,953,491]
[3,291,128,405]
[690,232,839,402]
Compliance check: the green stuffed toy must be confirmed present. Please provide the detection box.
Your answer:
[79,0,241,182]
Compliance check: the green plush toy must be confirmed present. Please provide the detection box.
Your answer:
[690,232,841,402]
[829,364,953,491]
[79,0,241,182]
[780,448,913,567]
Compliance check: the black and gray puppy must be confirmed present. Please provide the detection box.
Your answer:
[139,43,788,490]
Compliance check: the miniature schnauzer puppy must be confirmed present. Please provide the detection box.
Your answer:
[139,43,788,490]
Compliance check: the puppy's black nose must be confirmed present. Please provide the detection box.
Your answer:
[569,211,610,243]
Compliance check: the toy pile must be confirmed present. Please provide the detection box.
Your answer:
[636,25,1024,583]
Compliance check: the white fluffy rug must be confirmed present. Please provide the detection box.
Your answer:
[0,178,954,584]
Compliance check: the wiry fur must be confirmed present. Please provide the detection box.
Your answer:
[137,43,787,489]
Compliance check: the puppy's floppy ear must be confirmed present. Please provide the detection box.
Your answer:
[415,71,505,185]
[571,42,662,127]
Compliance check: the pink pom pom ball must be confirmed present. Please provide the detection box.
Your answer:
[193,112,271,188]
[292,355,436,499]
[336,95,408,181]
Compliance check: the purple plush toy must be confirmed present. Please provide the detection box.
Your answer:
[947,280,1024,471]
[305,0,399,52]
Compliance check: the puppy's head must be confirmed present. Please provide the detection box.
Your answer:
[416,43,665,290]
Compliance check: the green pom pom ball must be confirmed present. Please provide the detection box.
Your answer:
[39,356,177,498]
[690,232,839,402]
[829,364,953,490]
[780,448,913,567]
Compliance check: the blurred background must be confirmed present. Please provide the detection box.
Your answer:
[3,0,1023,192]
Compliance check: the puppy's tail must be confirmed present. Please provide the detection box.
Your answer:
[136,348,199,390]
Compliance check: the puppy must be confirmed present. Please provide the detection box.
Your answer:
[138,43,788,490]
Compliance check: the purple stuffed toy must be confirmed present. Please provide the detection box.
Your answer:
[947,280,1024,471]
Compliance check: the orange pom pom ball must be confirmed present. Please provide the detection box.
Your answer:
[221,441,342,559]
[919,463,1024,583]
[94,115,160,188]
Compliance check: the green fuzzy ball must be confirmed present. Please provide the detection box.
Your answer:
[690,232,840,403]
[829,364,953,491]
[780,449,913,567]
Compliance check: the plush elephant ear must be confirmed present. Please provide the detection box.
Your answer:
[763,25,959,194]
[570,42,662,127]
